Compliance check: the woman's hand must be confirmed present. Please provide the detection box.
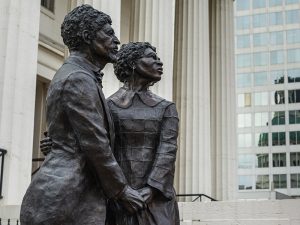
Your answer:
[40,131,52,156]
[137,186,157,204]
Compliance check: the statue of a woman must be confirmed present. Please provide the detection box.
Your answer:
[107,42,179,225]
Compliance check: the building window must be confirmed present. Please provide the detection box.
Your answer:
[286,0,299,4]
[237,53,252,68]
[253,0,266,9]
[272,132,286,146]
[271,90,285,105]
[255,112,268,126]
[290,152,300,166]
[288,89,300,103]
[286,10,300,24]
[273,174,287,188]
[270,0,283,6]
[254,72,268,86]
[255,132,268,146]
[270,31,284,45]
[289,110,300,124]
[287,29,300,44]
[273,153,286,167]
[253,52,268,66]
[271,111,285,125]
[270,50,284,65]
[238,113,252,128]
[253,14,268,28]
[287,69,300,83]
[239,176,253,190]
[291,174,300,188]
[290,131,300,145]
[238,133,252,148]
[254,92,268,106]
[287,49,300,63]
[256,154,269,168]
[237,73,252,88]
[236,16,251,30]
[253,33,268,47]
[238,154,254,169]
[256,175,269,189]
[269,12,283,25]
[270,70,284,84]
[238,93,251,107]
[236,0,250,11]
[41,0,55,13]
[237,34,250,48]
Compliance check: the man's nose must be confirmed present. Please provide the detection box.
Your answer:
[157,60,163,66]
[113,35,120,45]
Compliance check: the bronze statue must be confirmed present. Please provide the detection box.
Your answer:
[106,42,180,225]
[20,5,144,225]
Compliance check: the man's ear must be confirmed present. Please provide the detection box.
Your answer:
[82,30,91,45]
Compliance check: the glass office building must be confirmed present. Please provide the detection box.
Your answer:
[235,0,300,199]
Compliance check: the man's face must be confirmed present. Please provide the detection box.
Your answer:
[90,23,120,64]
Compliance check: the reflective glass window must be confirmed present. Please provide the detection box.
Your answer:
[256,154,269,168]
[270,31,284,45]
[270,50,284,64]
[255,132,269,146]
[270,70,284,84]
[271,90,285,104]
[238,93,252,107]
[273,174,287,188]
[287,68,300,83]
[273,153,286,167]
[290,152,300,166]
[286,10,300,24]
[239,176,253,190]
[256,175,269,189]
[237,54,252,68]
[286,0,300,4]
[238,154,254,168]
[254,92,268,106]
[269,12,283,25]
[291,174,300,188]
[272,132,286,146]
[269,0,283,6]
[238,133,252,148]
[253,33,268,46]
[289,110,300,124]
[238,113,252,128]
[287,29,300,44]
[287,49,300,63]
[255,112,268,126]
[41,0,55,13]
[290,131,300,145]
[237,34,250,48]
[253,52,268,66]
[254,72,268,86]
[236,16,251,30]
[253,14,268,28]
[288,89,300,103]
[253,0,266,8]
[237,73,252,87]
[271,111,285,125]
[236,0,250,11]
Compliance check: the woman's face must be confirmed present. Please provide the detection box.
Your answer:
[135,48,163,82]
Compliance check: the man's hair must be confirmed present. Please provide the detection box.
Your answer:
[114,42,156,83]
[61,4,112,50]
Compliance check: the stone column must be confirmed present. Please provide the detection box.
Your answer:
[209,0,236,200]
[124,0,175,101]
[0,0,40,205]
[173,0,211,198]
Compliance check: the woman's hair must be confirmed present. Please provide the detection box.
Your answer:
[114,42,156,83]
[61,4,112,50]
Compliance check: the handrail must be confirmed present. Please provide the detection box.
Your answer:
[0,148,7,199]
[176,194,217,202]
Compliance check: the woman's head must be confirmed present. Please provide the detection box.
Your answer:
[114,42,163,84]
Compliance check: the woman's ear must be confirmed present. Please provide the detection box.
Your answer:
[82,30,91,45]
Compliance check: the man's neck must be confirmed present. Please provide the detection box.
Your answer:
[70,51,106,70]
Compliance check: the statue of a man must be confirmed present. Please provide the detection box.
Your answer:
[20,5,144,225]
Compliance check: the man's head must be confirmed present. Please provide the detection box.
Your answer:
[61,5,120,64]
